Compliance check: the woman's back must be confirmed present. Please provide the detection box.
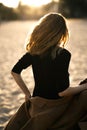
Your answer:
[26,48,71,99]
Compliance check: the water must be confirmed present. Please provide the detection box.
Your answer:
[0,19,87,129]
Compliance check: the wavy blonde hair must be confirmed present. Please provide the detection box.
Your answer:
[25,13,69,55]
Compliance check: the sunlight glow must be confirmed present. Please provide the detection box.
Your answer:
[22,0,52,7]
[0,0,52,8]
[0,0,19,8]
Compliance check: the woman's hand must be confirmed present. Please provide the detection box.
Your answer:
[58,82,87,97]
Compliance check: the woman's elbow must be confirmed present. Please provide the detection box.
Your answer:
[11,71,19,77]
[58,92,65,97]
[11,71,16,75]
[11,70,14,75]
[58,88,70,97]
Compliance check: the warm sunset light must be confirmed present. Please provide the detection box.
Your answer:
[22,0,52,7]
[0,0,19,8]
[0,0,52,8]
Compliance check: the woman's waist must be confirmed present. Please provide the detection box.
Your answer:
[30,95,73,107]
[32,89,60,99]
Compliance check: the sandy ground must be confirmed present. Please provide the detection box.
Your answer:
[0,19,87,129]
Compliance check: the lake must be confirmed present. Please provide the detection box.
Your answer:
[0,19,87,129]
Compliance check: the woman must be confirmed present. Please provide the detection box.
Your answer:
[5,13,87,130]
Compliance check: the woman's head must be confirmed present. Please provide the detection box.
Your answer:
[26,13,69,55]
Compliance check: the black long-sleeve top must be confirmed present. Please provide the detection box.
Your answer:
[12,48,71,99]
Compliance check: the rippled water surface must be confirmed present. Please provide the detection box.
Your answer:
[0,19,87,129]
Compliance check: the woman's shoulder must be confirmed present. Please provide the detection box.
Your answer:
[57,47,71,57]
[55,47,71,63]
[20,52,33,61]
[51,46,71,60]
[23,52,32,57]
[62,48,71,56]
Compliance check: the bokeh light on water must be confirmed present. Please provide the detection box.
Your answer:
[0,19,87,129]
[67,19,87,85]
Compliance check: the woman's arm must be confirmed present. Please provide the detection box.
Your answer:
[11,71,31,99]
[58,83,87,97]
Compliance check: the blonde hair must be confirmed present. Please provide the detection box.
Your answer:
[25,13,69,55]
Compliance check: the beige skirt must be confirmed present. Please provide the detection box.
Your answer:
[4,90,87,130]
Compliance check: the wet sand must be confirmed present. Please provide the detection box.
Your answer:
[0,19,87,129]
